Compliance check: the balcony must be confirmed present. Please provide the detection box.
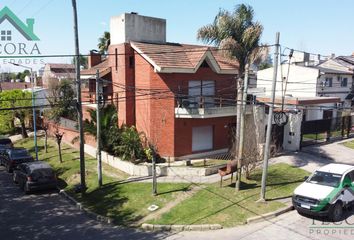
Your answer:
[175,96,252,118]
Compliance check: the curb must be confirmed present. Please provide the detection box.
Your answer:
[58,189,114,225]
[246,205,294,224]
[141,223,222,232]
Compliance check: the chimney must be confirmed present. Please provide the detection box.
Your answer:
[330,53,335,59]
[88,50,101,68]
[26,18,35,33]
[110,13,166,45]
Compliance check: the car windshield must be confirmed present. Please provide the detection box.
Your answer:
[0,139,12,145]
[31,168,53,180]
[307,171,342,187]
[11,150,30,158]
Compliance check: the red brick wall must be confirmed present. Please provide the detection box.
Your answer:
[174,117,235,157]
[46,120,96,149]
[108,43,135,126]
[134,52,236,157]
[106,43,237,157]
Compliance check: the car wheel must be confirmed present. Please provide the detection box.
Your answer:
[329,202,343,222]
[6,164,12,173]
[24,185,31,194]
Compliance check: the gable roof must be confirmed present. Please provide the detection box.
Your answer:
[0,6,39,41]
[81,59,111,78]
[130,41,239,74]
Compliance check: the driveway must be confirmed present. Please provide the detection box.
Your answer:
[270,138,354,172]
[0,166,168,240]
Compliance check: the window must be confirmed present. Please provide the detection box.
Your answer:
[0,30,11,41]
[341,77,348,87]
[188,80,215,108]
[324,77,332,87]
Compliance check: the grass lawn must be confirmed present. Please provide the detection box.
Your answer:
[149,163,309,227]
[343,140,354,149]
[191,159,228,168]
[15,137,191,226]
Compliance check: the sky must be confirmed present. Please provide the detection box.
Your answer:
[0,0,354,71]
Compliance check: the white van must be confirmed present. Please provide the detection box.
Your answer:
[293,163,354,221]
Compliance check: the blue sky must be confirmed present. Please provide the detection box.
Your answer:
[0,0,354,62]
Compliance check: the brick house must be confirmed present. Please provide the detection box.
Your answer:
[84,13,239,159]
[42,63,76,88]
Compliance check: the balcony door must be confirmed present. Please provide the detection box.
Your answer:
[188,80,215,108]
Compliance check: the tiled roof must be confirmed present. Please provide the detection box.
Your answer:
[131,41,239,74]
[47,63,75,70]
[81,59,111,77]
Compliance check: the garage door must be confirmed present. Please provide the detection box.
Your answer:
[192,126,213,152]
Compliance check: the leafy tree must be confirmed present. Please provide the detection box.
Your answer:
[46,79,76,163]
[197,4,265,75]
[47,79,77,122]
[15,70,31,82]
[98,31,110,54]
[72,54,88,69]
[197,4,266,190]
[0,90,33,138]
[114,125,145,161]
[83,104,121,153]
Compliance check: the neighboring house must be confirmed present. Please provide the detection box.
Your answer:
[257,58,353,121]
[83,13,240,159]
[256,54,354,151]
[42,63,75,88]
[80,52,113,120]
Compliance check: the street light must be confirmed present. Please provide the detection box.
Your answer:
[10,62,38,161]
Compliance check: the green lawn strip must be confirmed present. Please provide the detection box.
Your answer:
[343,140,354,149]
[15,137,191,226]
[149,163,309,227]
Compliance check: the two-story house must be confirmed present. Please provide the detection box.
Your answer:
[84,13,240,159]
[42,63,76,88]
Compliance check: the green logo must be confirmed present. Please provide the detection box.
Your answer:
[0,6,40,41]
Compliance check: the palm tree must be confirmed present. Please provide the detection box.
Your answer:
[83,104,120,153]
[197,4,266,190]
[98,31,111,54]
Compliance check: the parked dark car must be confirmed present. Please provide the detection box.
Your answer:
[13,161,57,194]
[1,148,34,172]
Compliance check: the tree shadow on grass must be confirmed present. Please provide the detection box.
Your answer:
[156,184,193,196]
[79,182,137,226]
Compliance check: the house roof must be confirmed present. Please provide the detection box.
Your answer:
[0,6,39,40]
[315,66,352,74]
[130,41,239,74]
[80,59,111,78]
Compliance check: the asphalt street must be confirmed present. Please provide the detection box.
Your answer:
[0,166,168,240]
[1,165,354,240]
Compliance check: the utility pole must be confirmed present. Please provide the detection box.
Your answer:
[235,77,242,190]
[30,70,38,161]
[235,63,250,191]
[72,0,86,193]
[152,147,157,196]
[259,32,280,201]
[96,69,103,187]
